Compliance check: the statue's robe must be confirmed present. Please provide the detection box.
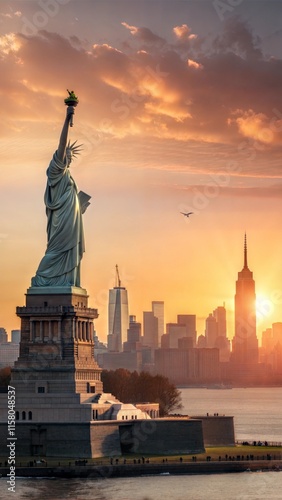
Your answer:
[31,152,85,287]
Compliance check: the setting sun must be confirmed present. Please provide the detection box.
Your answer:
[256,293,275,323]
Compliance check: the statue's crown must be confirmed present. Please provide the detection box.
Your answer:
[66,140,83,163]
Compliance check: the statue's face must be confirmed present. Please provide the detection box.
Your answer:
[66,149,72,165]
[65,141,81,165]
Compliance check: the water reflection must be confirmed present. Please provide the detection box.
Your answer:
[1,473,282,500]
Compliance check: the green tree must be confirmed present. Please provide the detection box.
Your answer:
[101,369,182,416]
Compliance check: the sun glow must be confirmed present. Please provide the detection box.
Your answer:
[256,293,274,322]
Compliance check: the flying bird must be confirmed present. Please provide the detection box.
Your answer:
[181,212,193,218]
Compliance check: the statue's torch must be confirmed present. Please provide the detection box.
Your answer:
[64,89,79,127]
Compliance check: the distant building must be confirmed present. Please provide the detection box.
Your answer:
[143,311,158,349]
[204,306,230,361]
[272,322,282,345]
[0,328,8,344]
[197,334,207,348]
[152,301,164,346]
[107,266,129,352]
[178,337,194,350]
[262,328,273,345]
[272,343,282,378]
[213,306,226,338]
[177,314,197,347]
[141,301,164,350]
[260,324,282,380]
[221,235,275,385]
[163,315,197,349]
[93,332,107,361]
[97,351,142,372]
[165,323,187,348]
[231,234,258,364]
[11,330,21,344]
[205,314,218,348]
[154,347,220,385]
[197,348,220,383]
[0,342,20,368]
[0,329,20,367]
[123,315,142,352]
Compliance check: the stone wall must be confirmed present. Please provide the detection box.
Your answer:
[90,422,121,457]
[191,415,235,446]
[119,419,204,455]
[0,421,122,459]
[0,422,93,458]
[1,417,232,458]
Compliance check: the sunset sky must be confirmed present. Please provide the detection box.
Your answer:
[1,0,282,343]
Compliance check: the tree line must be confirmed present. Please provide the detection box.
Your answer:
[101,368,182,416]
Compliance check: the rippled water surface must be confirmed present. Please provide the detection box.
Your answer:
[1,472,282,500]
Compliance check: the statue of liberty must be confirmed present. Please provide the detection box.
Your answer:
[31,93,90,288]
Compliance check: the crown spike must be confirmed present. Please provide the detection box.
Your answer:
[66,141,83,162]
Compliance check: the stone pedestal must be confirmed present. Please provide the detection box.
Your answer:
[12,286,103,415]
[0,286,115,458]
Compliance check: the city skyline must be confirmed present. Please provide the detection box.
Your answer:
[1,1,282,340]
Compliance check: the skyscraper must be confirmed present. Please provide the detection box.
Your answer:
[152,301,164,346]
[0,328,7,343]
[123,315,142,352]
[205,313,218,348]
[143,311,158,349]
[231,234,258,364]
[177,314,197,347]
[107,266,129,352]
[213,306,227,338]
[211,306,230,362]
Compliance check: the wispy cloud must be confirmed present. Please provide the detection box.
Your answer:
[177,183,282,199]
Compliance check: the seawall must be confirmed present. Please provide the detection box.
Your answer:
[1,460,281,479]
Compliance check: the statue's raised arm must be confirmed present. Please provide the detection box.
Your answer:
[57,105,74,163]
[31,93,88,289]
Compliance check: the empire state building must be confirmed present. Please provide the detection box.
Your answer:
[231,234,259,364]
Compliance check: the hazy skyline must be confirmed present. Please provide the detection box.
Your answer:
[1,0,282,341]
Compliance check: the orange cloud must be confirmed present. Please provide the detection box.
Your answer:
[0,10,21,20]
[121,22,165,44]
[0,33,21,55]
[187,59,203,70]
[232,109,281,144]
[173,24,197,41]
